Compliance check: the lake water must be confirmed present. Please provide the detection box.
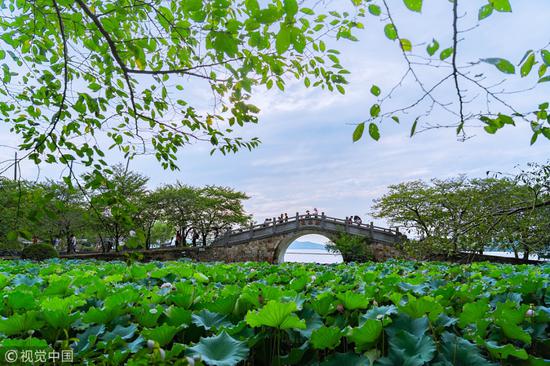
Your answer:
[283,249,548,263]
[284,249,343,264]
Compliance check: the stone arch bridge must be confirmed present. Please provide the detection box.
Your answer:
[203,213,405,263]
[59,214,406,263]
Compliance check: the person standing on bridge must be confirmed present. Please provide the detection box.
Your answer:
[313,208,318,216]
[353,215,362,225]
[284,213,288,222]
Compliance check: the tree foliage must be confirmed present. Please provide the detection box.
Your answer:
[0,0,360,180]
[0,168,251,253]
[372,162,550,259]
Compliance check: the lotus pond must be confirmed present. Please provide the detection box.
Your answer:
[0,259,548,365]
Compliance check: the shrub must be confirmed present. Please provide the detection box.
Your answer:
[21,244,59,260]
[326,234,373,263]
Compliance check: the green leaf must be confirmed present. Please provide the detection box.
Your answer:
[369,123,380,141]
[403,0,422,12]
[410,118,418,137]
[283,0,298,16]
[482,57,516,74]
[346,319,383,351]
[438,332,497,366]
[370,85,381,96]
[311,326,342,350]
[400,38,412,52]
[478,4,493,20]
[379,331,436,366]
[459,299,489,328]
[142,324,178,347]
[541,50,550,66]
[353,123,365,142]
[276,25,291,54]
[489,0,511,12]
[485,341,529,360]
[370,104,381,118]
[520,53,536,77]
[192,310,232,330]
[336,291,370,310]
[538,75,550,83]
[440,47,454,60]
[368,4,381,16]
[186,331,249,366]
[384,24,398,41]
[101,323,138,342]
[426,39,439,56]
[245,301,306,330]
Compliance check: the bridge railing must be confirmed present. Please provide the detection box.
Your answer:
[217,213,401,242]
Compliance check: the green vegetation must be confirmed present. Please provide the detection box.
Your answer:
[0,165,251,253]
[0,259,547,365]
[326,234,373,263]
[372,161,550,260]
[20,244,59,260]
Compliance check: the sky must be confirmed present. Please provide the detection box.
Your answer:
[2,1,549,243]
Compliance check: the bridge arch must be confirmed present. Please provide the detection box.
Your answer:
[274,231,339,263]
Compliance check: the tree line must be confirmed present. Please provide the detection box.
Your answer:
[372,161,550,260]
[0,165,251,253]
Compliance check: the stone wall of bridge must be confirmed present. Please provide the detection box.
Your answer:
[58,235,403,263]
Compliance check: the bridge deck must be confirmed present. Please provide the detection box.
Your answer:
[213,214,404,246]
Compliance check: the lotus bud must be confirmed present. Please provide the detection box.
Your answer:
[159,348,165,361]
[149,308,158,314]
[526,305,535,318]
[186,356,195,366]
[373,300,378,307]
[310,275,316,282]
[161,282,173,289]
[27,330,35,336]
[147,340,155,350]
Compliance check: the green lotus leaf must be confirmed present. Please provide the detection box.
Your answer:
[245,301,306,330]
[131,305,162,328]
[435,332,498,366]
[193,271,210,283]
[101,323,138,342]
[0,311,44,336]
[7,290,37,310]
[126,335,145,353]
[346,319,383,351]
[311,326,342,350]
[485,341,528,360]
[142,324,179,347]
[377,330,436,366]
[206,294,239,315]
[165,306,193,327]
[310,293,336,316]
[318,352,372,366]
[385,314,429,338]
[12,274,43,287]
[43,276,72,296]
[169,282,196,309]
[362,305,398,322]
[458,299,489,328]
[398,295,443,322]
[297,308,324,338]
[186,331,249,366]
[74,324,105,354]
[82,306,121,324]
[335,291,370,310]
[192,309,232,330]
